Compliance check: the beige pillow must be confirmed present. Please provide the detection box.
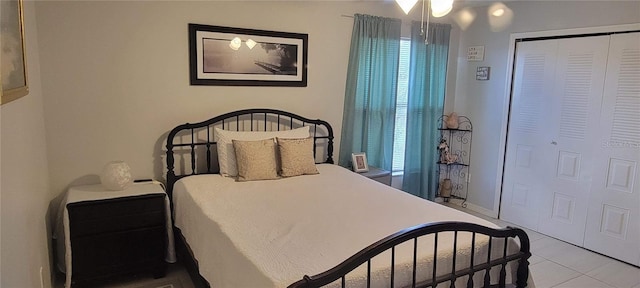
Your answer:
[277,137,319,177]
[232,139,279,182]
[214,126,310,177]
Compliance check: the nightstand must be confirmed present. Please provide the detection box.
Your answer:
[55,182,176,287]
[360,166,392,186]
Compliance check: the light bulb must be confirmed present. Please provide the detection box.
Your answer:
[246,39,257,49]
[431,0,453,17]
[229,37,241,50]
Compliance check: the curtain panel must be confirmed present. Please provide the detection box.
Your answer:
[338,14,401,171]
[402,22,451,200]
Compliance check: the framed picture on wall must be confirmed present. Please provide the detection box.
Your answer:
[188,23,308,87]
[476,66,490,81]
[1,0,29,105]
[351,152,369,173]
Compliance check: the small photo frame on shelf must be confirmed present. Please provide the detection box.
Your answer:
[351,152,369,173]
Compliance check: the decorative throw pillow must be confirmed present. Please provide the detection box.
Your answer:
[277,137,319,177]
[232,139,279,182]
[214,126,310,177]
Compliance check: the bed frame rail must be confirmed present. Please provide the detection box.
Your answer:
[288,222,531,288]
[165,108,334,198]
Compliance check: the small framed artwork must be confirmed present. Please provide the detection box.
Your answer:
[467,46,484,61]
[476,66,490,81]
[188,23,308,87]
[1,0,29,105]
[351,152,369,173]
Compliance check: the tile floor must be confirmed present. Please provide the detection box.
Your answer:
[61,204,639,288]
[445,204,640,288]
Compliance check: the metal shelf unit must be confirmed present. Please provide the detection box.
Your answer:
[436,115,472,207]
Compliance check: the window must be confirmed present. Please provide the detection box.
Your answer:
[392,38,411,173]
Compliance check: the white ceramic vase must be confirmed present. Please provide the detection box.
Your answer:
[100,161,133,191]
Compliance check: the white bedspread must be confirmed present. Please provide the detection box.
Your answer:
[173,164,527,288]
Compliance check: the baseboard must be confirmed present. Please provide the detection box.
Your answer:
[465,202,498,218]
[446,198,498,218]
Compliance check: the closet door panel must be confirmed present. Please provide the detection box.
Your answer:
[537,36,610,246]
[584,32,640,265]
[500,40,558,230]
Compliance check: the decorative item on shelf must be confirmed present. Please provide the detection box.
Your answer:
[445,112,459,129]
[437,138,458,164]
[100,161,133,191]
[439,178,452,200]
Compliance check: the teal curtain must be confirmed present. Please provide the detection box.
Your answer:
[338,14,401,171]
[402,22,451,200]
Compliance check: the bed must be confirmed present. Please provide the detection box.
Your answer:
[165,108,532,288]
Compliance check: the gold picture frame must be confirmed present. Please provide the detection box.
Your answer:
[1,0,29,105]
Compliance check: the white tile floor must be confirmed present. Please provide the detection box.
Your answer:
[446,203,640,288]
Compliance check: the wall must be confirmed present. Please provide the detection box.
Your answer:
[35,0,450,198]
[452,1,640,215]
[0,1,53,287]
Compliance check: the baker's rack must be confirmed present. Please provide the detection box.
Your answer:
[436,115,472,207]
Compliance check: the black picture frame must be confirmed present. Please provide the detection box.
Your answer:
[189,23,308,87]
[476,66,490,81]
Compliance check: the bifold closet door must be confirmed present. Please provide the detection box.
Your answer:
[502,36,610,242]
[536,36,610,246]
[500,40,559,231]
[584,32,640,266]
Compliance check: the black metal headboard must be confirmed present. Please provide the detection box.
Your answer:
[165,108,334,197]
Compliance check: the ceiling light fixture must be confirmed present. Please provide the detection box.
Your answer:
[453,7,476,31]
[396,0,454,44]
[396,0,419,14]
[396,0,453,18]
[488,2,513,32]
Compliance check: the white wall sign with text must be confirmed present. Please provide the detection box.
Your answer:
[467,46,485,61]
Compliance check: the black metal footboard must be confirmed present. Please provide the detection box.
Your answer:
[288,222,531,288]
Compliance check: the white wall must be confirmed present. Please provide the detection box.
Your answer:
[35,0,442,198]
[452,1,640,215]
[0,1,53,287]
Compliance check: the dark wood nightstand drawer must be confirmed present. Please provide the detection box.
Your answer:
[66,192,167,285]
[71,226,165,280]
[68,194,165,237]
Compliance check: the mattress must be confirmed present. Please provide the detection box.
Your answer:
[173,164,523,287]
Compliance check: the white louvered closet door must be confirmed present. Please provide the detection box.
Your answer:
[500,40,559,231]
[583,32,640,266]
[537,36,610,246]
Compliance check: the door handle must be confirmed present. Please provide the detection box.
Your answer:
[551,140,557,145]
